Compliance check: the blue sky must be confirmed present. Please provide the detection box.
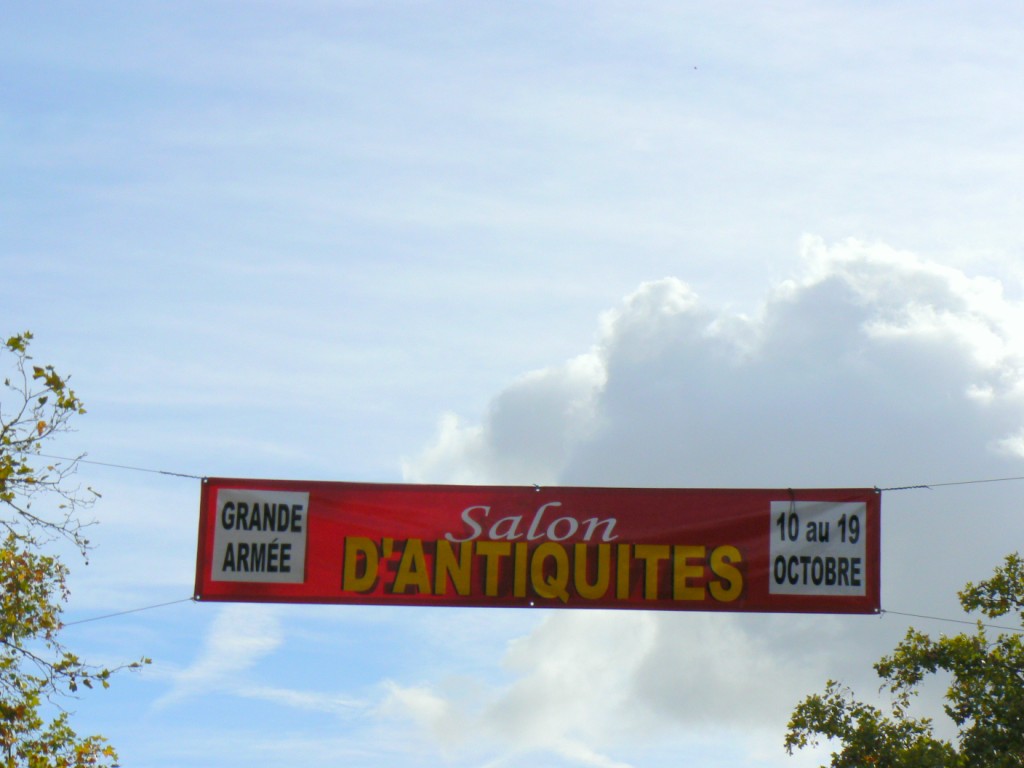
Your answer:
[5,3,1024,766]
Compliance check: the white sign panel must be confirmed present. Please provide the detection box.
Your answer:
[769,501,867,597]
[211,489,309,583]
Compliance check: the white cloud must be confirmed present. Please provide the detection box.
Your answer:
[156,605,283,707]
[408,238,1024,492]
[155,604,370,725]
[378,682,461,746]
[237,684,362,716]
[403,352,606,486]
[488,611,658,744]
[399,238,1024,765]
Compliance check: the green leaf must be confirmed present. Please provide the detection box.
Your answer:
[786,552,1024,768]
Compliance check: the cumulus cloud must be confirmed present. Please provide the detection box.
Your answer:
[408,237,1024,491]
[398,238,1024,766]
[403,352,606,486]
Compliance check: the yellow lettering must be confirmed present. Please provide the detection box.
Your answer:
[434,539,472,596]
[531,542,570,602]
[709,545,743,602]
[476,541,511,597]
[673,545,705,601]
[616,543,632,598]
[573,543,610,600]
[342,537,379,593]
[513,542,529,597]
[392,538,431,595]
[634,544,670,600]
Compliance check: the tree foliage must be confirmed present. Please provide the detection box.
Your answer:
[1,332,145,767]
[785,553,1024,767]
[1,332,95,552]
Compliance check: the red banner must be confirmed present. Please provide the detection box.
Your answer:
[194,479,881,614]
